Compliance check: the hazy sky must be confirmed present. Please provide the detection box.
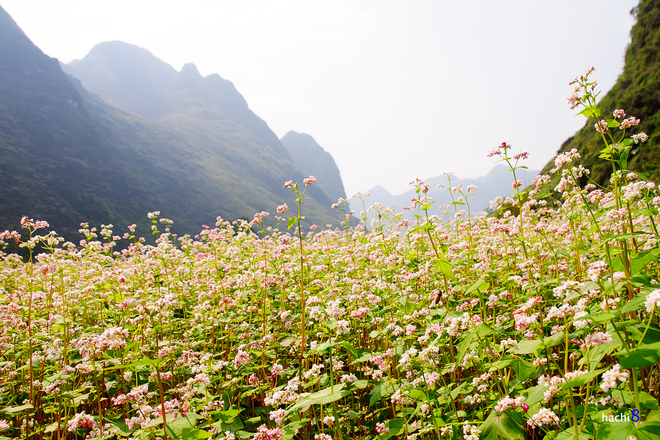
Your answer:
[2,1,638,196]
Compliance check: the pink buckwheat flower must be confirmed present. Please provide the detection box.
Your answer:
[269,409,287,426]
[303,176,317,185]
[527,408,560,428]
[620,116,640,129]
[254,425,282,440]
[645,289,660,313]
[613,109,626,118]
[495,395,526,412]
[585,332,612,347]
[551,148,581,173]
[567,87,581,109]
[595,119,608,134]
[67,411,95,431]
[600,364,629,392]
[249,211,270,227]
[271,363,284,376]
[21,216,49,230]
[632,132,648,144]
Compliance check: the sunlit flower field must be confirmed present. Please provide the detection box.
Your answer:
[2,69,660,440]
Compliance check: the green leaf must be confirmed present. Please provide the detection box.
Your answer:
[488,359,513,372]
[542,331,565,349]
[288,384,350,413]
[603,199,617,209]
[588,312,619,323]
[108,417,133,436]
[555,427,593,440]
[2,403,34,413]
[450,382,473,400]
[466,279,489,295]
[621,290,650,314]
[73,393,91,404]
[279,336,296,347]
[433,254,455,280]
[408,388,427,401]
[350,352,373,365]
[457,332,475,362]
[476,323,494,338]
[631,248,660,274]
[410,224,433,234]
[597,421,660,440]
[619,341,660,368]
[577,105,600,119]
[44,422,59,433]
[510,339,541,354]
[369,381,398,407]
[165,414,201,437]
[523,383,546,407]
[612,389,660,410]
[340,341,358,358]
[181,428,212,439]
[104,358,166,371]
[480,409,525,440]
[380,418,405,439]
[281,420,309,440]
[287,217,298,231]
[214,409,242,424]
[511,358,537,382]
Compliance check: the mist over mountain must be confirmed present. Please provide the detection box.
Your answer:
[0,8,344,241]
[63,41,290,159]
[280,131,346,202]
[354,165,540,218]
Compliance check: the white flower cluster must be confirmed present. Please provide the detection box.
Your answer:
[494,395,526,413]
[645,289,660,313]
[600,364,629,393]
[462,422,481,440]
[527,407,560,428]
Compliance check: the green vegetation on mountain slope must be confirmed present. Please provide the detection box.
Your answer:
[541,0,660,185]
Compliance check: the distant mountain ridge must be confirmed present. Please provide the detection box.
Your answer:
[280,131,347,202]
[63,41,289,158]
[354,165,540,218]
[0,8,344,240]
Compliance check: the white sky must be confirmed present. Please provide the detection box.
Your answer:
[2,0,638,196]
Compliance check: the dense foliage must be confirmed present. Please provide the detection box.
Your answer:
[2,69,660,440]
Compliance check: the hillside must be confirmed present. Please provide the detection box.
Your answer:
[541,0,660,184]
[0,8,343,241]
[280,131,346,202]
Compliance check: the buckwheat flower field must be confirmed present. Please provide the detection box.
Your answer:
[2,70,660,440]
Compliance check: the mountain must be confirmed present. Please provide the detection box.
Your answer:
[354,165,539,218]
[280,131,346,202]
[540,0,659,184]
[0,7,343,242]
